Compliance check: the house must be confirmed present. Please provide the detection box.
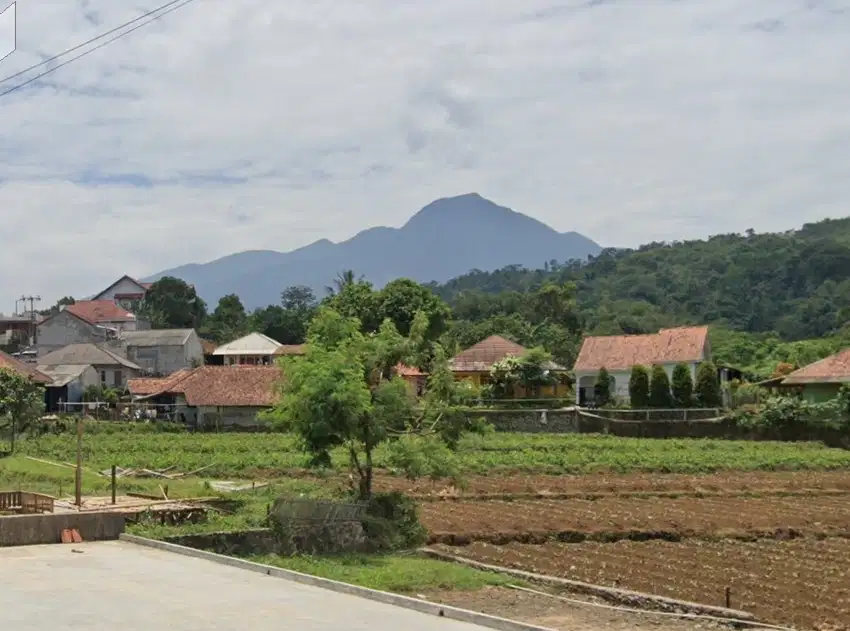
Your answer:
[115,329,203,376]
[0,313,40,347]
[91,275,152,311]
[572,326,710,406]
[36,302,141,357]
[213,332,282,366]
[37,343,142,389]
[37,364,101,411]
[776,349,850,403]
[134,365,280,428]
[0,350,52,384]
[395,363,427,395]
[448,335,570,398]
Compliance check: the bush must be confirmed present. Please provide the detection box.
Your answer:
[361,491,427,552]
[695,362,722,407]
[671,363,694,408]
[593,367,613,407]
[628,365,650,408]
[733,393,850,436]
[649,365,672,408]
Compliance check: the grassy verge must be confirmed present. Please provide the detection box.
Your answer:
[244,553,518,593]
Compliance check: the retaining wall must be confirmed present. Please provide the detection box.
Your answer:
[0,512,125,547]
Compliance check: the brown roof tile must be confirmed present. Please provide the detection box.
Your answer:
[781,348,850,384]
[395,363,425,377]
[66,300,135,323]
[274,344,306,356]
[573,326,709,372]
[127,369,193,396]
[147,366,280,407]
[448,335,566,372]
[0,350,52,384]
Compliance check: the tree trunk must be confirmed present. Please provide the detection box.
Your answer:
[357,449,374,502]
[10,418,16,453]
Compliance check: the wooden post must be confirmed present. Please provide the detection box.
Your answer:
[75,419,83,508]
[725,586,731,609]
[111,465,117,505]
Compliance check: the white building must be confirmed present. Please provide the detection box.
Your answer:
[212,332,282,366]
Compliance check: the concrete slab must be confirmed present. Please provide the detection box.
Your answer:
[0,541,493,631]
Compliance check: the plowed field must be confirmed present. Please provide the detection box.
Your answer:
[420,495,850,543]
[433,539,850,630]
[376,470,850,498]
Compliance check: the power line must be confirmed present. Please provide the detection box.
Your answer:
[0,0,202,99]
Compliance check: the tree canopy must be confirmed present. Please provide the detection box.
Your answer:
[0,368,45,452]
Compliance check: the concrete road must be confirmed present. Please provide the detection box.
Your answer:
[0,541,494,630]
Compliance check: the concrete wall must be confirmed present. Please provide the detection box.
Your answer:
[37,311,106,357]
[0,512,125,547]
[124,333,202,376]
[197,406,267,428]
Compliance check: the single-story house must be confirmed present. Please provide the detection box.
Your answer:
[448,335,570,398]
[775,349,850,403]
[115,328,203,376]
[37,343,142,389]
[213,332,282,366]
[36,302,142,357]
[37,364,101,411]
[91,275,153,311]
[572,326,710,406]
[135,365,280,428]
[395,363,427,395]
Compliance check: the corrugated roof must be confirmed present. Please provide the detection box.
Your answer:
[0,350,52,383]
[65,300,136,323]
[213,332,282,355]
[38,344,141,370]
[448,335,564,372]
[573,326,709,372]
[35,364,92,387]
[143,365,280,407]
[120,329,193,346]
[781,348,850,385]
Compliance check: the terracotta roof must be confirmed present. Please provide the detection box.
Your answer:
[395,363,425,377]
[573,326,709,372]
[274,344,306,356]
[781,348,850,385]
[144,366,280,407]
[65,300,135,323]
[448,335,565,372]
[127,369,193,396]
[0,350,52,384]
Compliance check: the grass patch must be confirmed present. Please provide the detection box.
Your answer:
[245,553,518,593]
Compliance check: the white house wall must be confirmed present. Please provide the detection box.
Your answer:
[575,362,700,405]
[94,277,146,302]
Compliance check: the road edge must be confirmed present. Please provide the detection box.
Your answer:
[118,533,557,631]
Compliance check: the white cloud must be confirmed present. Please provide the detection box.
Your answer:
[1,0,849,309]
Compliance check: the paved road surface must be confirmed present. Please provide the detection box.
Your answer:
[0,541,495,631]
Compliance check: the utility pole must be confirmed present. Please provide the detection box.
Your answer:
[75,418,84,507]
[19,295,41,345]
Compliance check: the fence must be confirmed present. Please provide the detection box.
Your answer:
[56,402,185,422]
[0,491,55,514]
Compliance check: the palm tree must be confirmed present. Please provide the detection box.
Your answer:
[325,270,360,296]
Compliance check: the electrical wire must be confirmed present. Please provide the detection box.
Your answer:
[0,0,202,99]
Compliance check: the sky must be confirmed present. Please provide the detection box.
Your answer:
[1,0,850,311]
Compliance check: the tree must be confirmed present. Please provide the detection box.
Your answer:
[39,296,75,317]
[265,307,483,501]
[593,367,613,407]
[628,365,650,408]
[671,363,694,408]
[203,294,248,343]
[138,277,207,329]
[0,368,45,452]
[487,347,557,400]
[649,365,672,408]
[695,361,722,407]
[322,276,380,333]
[377,278,450,339]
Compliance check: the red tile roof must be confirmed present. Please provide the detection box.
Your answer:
[573,326,709,372]
[448,335,565,372]
[127,369,193,396]
[273,344,306,356]
[781,348,850,385]
[65,300,135,324]
[395,363,425,377]
[0,350,52,384]
[145,366,281,407]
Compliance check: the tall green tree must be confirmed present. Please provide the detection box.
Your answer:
[0,368,45,453]
[649,365,672,408]
[203,294,248,343]
[265,307,482,501]
[628,365,651,408]
[593,367,613,407]
[377,278,450,339]
[695,361,722,407]
[671,363,694,408]
[322,274,381,333]
[138,277,207,329]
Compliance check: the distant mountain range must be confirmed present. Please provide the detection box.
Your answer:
[145,193,602,309]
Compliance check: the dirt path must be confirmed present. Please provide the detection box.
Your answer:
[421,586,728,631]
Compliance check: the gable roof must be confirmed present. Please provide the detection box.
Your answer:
[65,300,136,324]
[120,329,194,346]
[92,275,150,300]
[141,365,280,406]
[213,332,282,356]
[781,348,850,385]
[127,369,193,396]
[38,343,141,370]
[0,350,52,384]
[35,364,95,387]
[573,326,709,372]
[448,335,565,372]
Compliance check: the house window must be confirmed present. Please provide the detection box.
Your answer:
[100,371,107,384]
[114,370,123,387]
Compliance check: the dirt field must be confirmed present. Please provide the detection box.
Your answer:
[376,470,850,497]
[420,494,850,543]
[433,539,850,630]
